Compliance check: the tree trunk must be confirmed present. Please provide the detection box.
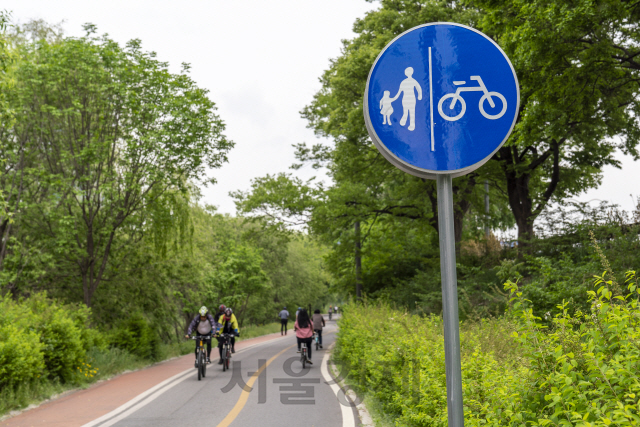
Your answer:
[239,294,250,327]
[354,220,362,301]
[498,140,560,251]
[452,175,476,255]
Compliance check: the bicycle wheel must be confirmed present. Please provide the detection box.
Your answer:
[302,353,306,369]
[479,92,507,119]
[315,338,319,351]
[438,93,466,121]
[225,348,230,370]
[222,347,227,372]
[202,353,207,378]
[197,351,203,381]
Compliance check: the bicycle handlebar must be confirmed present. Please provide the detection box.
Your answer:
[190,334,212,340]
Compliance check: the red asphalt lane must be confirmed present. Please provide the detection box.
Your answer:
[0,331,289,427]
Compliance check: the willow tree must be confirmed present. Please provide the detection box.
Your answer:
[5,26,232,306]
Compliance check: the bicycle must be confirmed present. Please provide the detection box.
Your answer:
[190,334,211,381]
[314,331,320,351]
[437,76,507,122]
[219,333,235,372]
[328,311,332,321]
[300,338,311,369]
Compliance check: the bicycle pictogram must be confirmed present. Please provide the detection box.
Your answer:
[437,76,507,122]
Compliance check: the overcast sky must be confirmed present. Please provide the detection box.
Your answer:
[5,0,640,216]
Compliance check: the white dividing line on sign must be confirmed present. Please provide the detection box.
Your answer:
[429,46,435,152]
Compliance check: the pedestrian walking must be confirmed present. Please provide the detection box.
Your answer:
[278,306,290,335]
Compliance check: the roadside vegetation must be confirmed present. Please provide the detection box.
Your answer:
[336,261,640,426]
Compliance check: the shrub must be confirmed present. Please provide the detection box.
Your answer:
[21,293,88,383]
[335,303,527,427]
[0,322,45,388]
[109,313,161,361]
[337,269,640,426]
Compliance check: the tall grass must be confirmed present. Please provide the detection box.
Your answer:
[237,322,282,341]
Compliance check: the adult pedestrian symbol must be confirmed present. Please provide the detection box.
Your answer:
[364,22,520,179]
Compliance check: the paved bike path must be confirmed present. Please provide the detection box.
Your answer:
[105,325,350,427]
[0,332,287,427]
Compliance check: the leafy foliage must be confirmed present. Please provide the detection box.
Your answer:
[109,313,161,361]
[338,266,640,426]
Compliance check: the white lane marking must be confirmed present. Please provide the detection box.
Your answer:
[321,348,356,427]
[82,334,293,427]
[81,368,193,427]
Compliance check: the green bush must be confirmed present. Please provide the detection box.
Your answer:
[109,313,161,361]
[0,293,108,387]
[0,295,46,388]
[22,294,89,383]
[337,270,640,427]
[335,303,527,427]
[0,323,45,388]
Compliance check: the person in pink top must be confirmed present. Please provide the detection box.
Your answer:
[294,308,314,364]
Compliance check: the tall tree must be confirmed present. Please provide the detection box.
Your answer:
[5,28,232,306]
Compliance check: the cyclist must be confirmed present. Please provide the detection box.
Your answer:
[312,309,325,349]
[294,308,314,364]
[185,306,217,365]
[217,304,227,319]
[295,307,302,318]
[216,307,239,364]
[278,306,290,336]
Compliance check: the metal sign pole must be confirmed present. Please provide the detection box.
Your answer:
[436,174,464,427]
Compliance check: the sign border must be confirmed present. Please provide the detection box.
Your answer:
[363,22,520,179]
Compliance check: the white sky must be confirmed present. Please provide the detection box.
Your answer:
[5,0,640,216]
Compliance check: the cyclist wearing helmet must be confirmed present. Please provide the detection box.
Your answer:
[185,306,218,364]
[215,307,239,364]
[217,304,227,319]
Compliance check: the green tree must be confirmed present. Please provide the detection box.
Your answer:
[474,0,640,245]
[3,27,232,306]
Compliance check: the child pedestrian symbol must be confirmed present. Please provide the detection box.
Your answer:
[380,91,397,125]
[380,67,423,131]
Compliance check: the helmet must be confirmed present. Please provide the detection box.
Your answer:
[199,306,208,316]
[219,304,226,312]
[298,307,302,310]
[225,307,233,315]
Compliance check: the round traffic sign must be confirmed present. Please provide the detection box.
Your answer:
[364,23,519,178]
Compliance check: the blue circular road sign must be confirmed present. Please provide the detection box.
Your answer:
[364,23,519,178]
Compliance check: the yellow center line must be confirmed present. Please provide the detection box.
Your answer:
[215,343,296,427]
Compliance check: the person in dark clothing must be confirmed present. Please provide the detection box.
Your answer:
[185,306,218,364]
[312,309,326,348]
[278,307,290,335]
[215,307,240,364]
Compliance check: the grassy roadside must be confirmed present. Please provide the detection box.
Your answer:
[0,322,282,419]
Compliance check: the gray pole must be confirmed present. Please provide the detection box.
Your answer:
[436,174,464,427]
